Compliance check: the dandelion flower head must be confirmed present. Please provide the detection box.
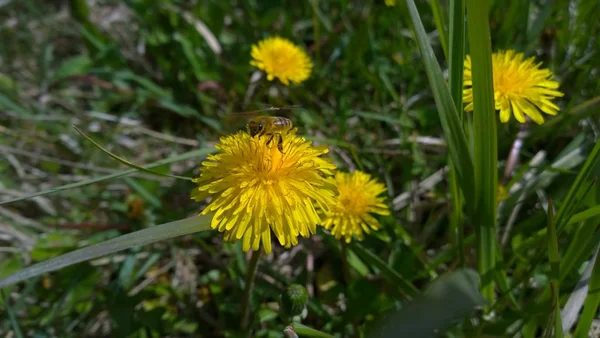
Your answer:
[385,0,396,6]
[191,130,336,254]
[463,50,563,124]
[250,36,313,86]
[322,171,390,243]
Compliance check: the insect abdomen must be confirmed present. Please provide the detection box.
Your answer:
[273,117,293,131]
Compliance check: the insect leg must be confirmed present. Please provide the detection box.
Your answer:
[265,134,275,148]
[276,134,285,154]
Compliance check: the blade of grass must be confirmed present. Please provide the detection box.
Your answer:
[568,205,600,225]
[0,215,212,288]
[447,0,466,267]
[0,148,214,206]
[429,0,449,60]
[546,198,564,338]
[556,140,600,233]
[404,0,475,209]
[561,245,600,333]
[573,245,600,338]
[466,0,497,304]
[1,290,24,338]
[448,0,465,117]
[350,243,419,299]
[73,126,192,181]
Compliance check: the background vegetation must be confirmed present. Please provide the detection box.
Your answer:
[0,0,599,337]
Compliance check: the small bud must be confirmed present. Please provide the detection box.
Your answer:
[279,284,308,318]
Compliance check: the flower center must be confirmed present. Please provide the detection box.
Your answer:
[338,188,368,215]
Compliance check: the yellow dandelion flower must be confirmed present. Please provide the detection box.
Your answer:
[385,0,396,6]
[322,171,390,243]
[191,130,336,254]
[463,50,564,124]
[250,36,313,86]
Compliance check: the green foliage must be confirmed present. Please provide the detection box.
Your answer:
[0,0,599,337]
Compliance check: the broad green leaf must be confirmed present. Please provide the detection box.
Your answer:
[369,269,485,338]
[0,147,213,206]
[0,215,212,288]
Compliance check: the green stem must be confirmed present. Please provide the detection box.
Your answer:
[240,249,262,330]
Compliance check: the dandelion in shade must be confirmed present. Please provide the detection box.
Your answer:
[322,171,390,243]
[250,36,313,86]
[463,50,564,124]
[191,130,336,254]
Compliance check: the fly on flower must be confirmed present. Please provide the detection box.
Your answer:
[225,106,300,153]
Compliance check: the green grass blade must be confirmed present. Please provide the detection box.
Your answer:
[567,205,600,225]
[466,0,497,304]
[404,0,475,207]
[573,246,600,338]
[1,291,24,338]
[448,0,465,116]
[350,243,419,298]
[0,148,214,206]
[73,126,192,181]
[0,215,212,288]
[429,0,449,60]
[546,198,564,338]
[556,140,600,233]
[447,0,466,267]
[292,323,334,338]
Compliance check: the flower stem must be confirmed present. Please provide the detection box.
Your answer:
[240,249,261,330]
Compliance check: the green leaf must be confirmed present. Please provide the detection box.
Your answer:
[466,0,497,304]
[350,243,419,298]
[0,93,32,115]
[53,55,92,82]
[292,323,334,338]
[0,147,214,206]
[1,291,23,338]
[573,246,600,338]
[555,140,600,233]
[0,215,212,288]
[429,0,449,60]
[369,269,485,338]
[405,0,475,208]
[546,198,564,338]
[567,205,600,225]
[73,126,192,181]
[447,0,466,267]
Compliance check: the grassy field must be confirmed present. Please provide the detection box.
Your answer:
[1,0,599,337]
